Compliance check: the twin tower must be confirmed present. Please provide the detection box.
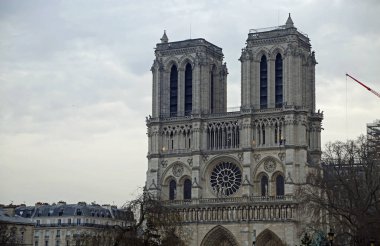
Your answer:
[146,15,323,246]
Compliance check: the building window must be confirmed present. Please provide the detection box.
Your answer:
[275,53,283,108]
[261,175,268,196]
[67,219,71,225]
[169,180,176,200]
[76,219,81,225]
[274,123,278,144]
[35,241,38,246]
[276,174,285,197]
[45,240,49,246]
[36,220,40,226]
[56,240,60,246]
[210,162,242,197]
[183,179,192,200]
[184,63,192,115]
[262,126,266,145]
[56,230,60,237]
[57,219,61,225]
[210,71,214,113]
[260,55,268,109]
[170,65,178,116]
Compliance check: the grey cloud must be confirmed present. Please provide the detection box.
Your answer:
[1,0,379,206]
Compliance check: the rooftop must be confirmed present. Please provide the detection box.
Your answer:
[156,33,223,57]
[14,203,133,221]
[247,14,310,45]
[0,209,34,225]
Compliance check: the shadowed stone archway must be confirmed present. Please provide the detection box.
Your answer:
[256,229,284,246]
[201,225,239,246]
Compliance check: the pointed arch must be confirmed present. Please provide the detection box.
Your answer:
[253,156,285,179]
[201,225,239,246]
[169,179,176,200]
[254,48,270,61]
[179,56,195,69]
[269,46,285,58]
[260,173,269,196]
[170,64,178,116]
[256,229,284,246]
[163,57,180,71]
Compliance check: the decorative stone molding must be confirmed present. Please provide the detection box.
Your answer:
[172,163,184,177]
[161,160,168,168]
[278,152,286,161]
[264,159,277,173]
[253,154,261,162]
[187,158,193,167]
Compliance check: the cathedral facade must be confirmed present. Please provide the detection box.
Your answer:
[145,15,323,246]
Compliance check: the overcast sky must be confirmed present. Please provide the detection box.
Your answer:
[1,0,379,207]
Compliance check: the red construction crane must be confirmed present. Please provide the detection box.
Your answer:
[346,73,380,98]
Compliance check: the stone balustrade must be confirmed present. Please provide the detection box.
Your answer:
[161,196,296,223]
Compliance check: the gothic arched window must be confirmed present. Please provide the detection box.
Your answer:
[183,179,192,200]
[260,55,268,109]
[169,179,176,200]
[170,65,178,116]
[275,53,283,108]
[276,174,285,197]
[210,65,217,113]
[261,175,268,196]
[184,63,192,115]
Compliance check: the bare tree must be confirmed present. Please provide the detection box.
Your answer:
[300,136,380,245]
[75,191,185,246]
[0,223,22,246]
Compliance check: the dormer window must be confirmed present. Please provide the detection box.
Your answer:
[76,209,82,216]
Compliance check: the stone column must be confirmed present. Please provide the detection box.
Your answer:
[192,62,201,115]
[252,60,260,109]
[240,50,251,109]
[200,63,210,114]
[162,71,170,116]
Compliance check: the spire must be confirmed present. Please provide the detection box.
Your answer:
[160,30,168,43]
[285,13,294,28]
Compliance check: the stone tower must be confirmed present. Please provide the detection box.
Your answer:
[146,15,323,245]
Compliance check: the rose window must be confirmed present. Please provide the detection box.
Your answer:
[210,162,242,197]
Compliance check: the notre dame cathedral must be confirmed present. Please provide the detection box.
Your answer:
[145,14,323,245]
